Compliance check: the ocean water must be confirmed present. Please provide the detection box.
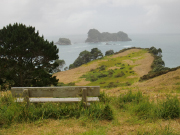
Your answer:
[45,34,180,69]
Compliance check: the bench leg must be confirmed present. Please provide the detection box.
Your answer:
[23,89,30,107]
[82,88,87,108]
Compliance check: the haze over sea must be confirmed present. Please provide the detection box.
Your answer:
[46,34,180,69]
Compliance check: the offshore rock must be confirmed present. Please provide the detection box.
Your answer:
[85,29,132,43]
[56,38,71,45]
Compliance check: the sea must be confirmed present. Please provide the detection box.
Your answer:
[45,34,180,69]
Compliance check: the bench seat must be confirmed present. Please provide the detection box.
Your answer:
[15,97,99,103]
[11,86,100,107]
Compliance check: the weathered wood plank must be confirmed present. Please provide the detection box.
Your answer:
[11,86,100,97]
[15,97,99,103]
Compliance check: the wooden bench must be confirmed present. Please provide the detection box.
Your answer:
[11,86,100,107]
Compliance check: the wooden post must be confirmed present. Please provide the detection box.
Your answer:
[23,89,29,107]
[82,88,87,108]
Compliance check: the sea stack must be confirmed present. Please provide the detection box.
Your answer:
[85,29,132,43]
[56,38,71,45]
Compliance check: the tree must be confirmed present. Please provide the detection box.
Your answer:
[90,48,103,60]
[105,50,114,56]
[72,50,91,68]
[69,48,103,69]
[0,23,59,87]
[52,59,65,73]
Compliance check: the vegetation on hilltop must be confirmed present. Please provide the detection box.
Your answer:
[140,46,180,81]
[105,50,114,56]
[69,48,103,69]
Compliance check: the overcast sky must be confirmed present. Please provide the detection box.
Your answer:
[1,0,180,37]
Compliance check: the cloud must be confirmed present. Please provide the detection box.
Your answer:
[0,0,180,35]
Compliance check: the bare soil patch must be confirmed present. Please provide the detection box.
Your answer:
[110,49,140,58]
[133,53,154,77]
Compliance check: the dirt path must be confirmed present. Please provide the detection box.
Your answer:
[127,53,154,77]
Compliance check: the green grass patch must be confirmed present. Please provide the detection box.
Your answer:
[175,87,180,93]
[0,93,113,127]
[118,90,180,120]
[80,49,147,88]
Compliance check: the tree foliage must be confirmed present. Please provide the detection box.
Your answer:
[0,23,59,87]
[90,48,103,60]
[69,48,103,69]
[105,50,114,56]
[52,59,65,73]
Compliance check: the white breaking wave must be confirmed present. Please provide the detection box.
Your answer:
[123,45,132,48]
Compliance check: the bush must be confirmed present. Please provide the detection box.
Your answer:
[105,50,114,56]
[108,69,114,76]
[133,100,154,119]
[98,92,111,103]
[106,82,118,88]
[102,105,113,120]
[119,90,144,104]
[98,73,107,78]
[114,71,125,77]
[157,96,180,119]
[98,65,106,71]
[90,75,98,82]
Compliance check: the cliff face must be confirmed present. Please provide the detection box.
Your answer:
[85,29,132,43]
[56,38,71,45]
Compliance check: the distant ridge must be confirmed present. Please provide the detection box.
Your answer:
[85,29,132,43]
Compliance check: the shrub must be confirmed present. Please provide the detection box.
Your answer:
[157,96,180,119]
[102,105,113,120]
[108,69,114,76]
[114,71,125,77]
[119,90,144,104]
[133,100,154,119]
[90,75,98,82]
[98,92,111,103]
[97,73,107,78]
[98,65,106,71]
[106,82,118,88]
[105,50,114,56]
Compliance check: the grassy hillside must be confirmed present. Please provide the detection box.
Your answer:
[1,48,180,135]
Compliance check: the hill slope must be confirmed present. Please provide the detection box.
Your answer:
[2,48,180,135]
[54,49,153,84]
[54,48,180,98]
[54,48,153,88]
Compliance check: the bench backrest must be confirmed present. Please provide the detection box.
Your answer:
[11,86,100,98]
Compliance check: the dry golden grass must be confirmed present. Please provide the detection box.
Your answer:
[2,48,180,135]
[40,48,180,135]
